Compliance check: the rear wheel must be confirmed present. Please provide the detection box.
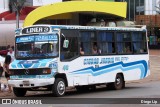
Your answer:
[107,74,124,90]
[52,78,66,97]
[13,87,27,97]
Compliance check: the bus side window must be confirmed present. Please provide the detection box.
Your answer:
[80,32,91,55]
[80,43,85,55]
[117,32,132,54]
[132,32,147,54]
[60,32,79,61]
[98,32,115,54]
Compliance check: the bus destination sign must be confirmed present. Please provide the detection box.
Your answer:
[22,26,50,34]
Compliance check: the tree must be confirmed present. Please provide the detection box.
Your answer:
[9,0,26,28]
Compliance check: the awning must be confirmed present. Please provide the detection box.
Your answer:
[23,1,127,27]
[0,6,36,21]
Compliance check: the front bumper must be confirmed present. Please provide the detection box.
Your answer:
[8,78,55,88]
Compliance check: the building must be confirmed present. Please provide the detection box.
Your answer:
[23,0,126,27]
[25,0,62,6]
[0,0,9,13]
[126,0,160,49]
[0,0,63,47]
[0,0,126,48]
[126,0,160,21]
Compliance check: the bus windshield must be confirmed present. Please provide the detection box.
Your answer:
[15,34,58,59]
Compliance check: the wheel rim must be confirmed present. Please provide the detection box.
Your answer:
[116,78,121,85]
[57,81,65,95]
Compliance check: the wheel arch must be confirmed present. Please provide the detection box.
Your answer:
[54,73,68,87]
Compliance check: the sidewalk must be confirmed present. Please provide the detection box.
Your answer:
[149,49,160,56]
[0,49,160,97]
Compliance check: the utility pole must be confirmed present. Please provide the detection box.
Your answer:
[16,3,20,29]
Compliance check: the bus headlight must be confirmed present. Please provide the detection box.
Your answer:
[42,69,51,74]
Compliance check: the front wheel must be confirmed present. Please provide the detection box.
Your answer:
[13,87,27,97]
[52,78,66,97]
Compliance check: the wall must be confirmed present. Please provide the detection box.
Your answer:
[25,0,33,6]
[136,15,160,27]
[0,0,9,13]
[31,0,62,6]
[0,21,23,46]
[145,0,160,15]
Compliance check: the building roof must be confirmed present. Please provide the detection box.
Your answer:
[0,6,36,21]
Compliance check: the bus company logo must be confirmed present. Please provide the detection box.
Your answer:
[24,69,29,75]
[2,99,12,104]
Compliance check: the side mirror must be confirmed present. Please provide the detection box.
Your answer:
[63,39,69,48]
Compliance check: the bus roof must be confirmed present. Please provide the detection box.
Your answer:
[51,25,146,32]
[15,25,147,36]
[22,25,147,31]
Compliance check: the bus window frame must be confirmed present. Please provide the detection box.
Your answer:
[131,31,148,55]
[97,30,116,55]
[60,29,79,62]
[79,30,96,56]
[60,29,148,61]
[15,34,59,60]
[115,31,133,55]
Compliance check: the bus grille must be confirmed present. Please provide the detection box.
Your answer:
[9,68,50,75]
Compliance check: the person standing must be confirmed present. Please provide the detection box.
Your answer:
[7,47,15,62]
[0,63,3,92]
[3,55,12,93]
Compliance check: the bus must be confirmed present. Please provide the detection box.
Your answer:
[8,25,150,97]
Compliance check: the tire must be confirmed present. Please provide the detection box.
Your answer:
[13,87,27,97]
[107,74,124,90]
[52,78,66,97]
[114,74,124,90]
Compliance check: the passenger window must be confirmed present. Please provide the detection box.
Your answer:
[98,32,115,54]
[60,30,79,61]
[132,32,147,53]
[80,32,92,55]
[116,32,132,54]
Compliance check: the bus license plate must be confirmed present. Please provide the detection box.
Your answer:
[23,81,29,86]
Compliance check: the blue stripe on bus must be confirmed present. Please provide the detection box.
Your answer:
[71,60,148,79]
[10,59,56,69]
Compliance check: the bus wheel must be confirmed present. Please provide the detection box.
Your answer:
[52,78,66,97]
[13,87,27,97]
[107,74,124,90]
[114,74,124,90]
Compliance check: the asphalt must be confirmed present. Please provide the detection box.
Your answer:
[0,49,160,97]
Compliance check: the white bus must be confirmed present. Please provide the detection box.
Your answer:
[9,25,150,97]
